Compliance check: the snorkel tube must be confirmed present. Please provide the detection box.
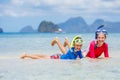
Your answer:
[95,25,104,39]
[97,25,104,30]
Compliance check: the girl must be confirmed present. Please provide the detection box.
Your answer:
[86,27,109,59]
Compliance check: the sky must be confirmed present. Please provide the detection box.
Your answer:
[0,0,120,32]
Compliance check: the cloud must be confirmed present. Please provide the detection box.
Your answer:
[0,0,120,18]
[0,0,120,32]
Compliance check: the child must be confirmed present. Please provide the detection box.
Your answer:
[20,36,84,60]
[86,26,109,59]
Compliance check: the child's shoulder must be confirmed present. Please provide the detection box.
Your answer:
[104,42,108,46]
[89,40,96,45]
[69,47,74,52]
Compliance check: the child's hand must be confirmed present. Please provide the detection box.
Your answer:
[82,50,86,57]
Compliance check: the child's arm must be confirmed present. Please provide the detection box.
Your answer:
[81,50,86,57]
[89,41,96,58]
[104,43,109,58]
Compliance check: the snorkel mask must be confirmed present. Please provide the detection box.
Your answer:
[95,25,108,39]
[74,37,83,45]
[70,35,83,48]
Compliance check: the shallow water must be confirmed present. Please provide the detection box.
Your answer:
[0,58,119,80]
[0,33,120,80]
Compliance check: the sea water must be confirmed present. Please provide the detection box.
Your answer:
[0,33,120,80]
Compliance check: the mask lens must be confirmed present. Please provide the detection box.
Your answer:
[102,30,107,34]
[75,39,83,44]
[96,29,107,35]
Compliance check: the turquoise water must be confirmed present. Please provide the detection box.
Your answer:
[0,33,120,80]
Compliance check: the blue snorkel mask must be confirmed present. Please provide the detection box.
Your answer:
[95,25,108,39]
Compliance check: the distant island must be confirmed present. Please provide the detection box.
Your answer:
[0,27,3,33]
[38,21,62,33]
[19,16,120,33]
[58,17,120,33]
[20,25,36,33]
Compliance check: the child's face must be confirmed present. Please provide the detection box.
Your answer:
[97,33,106,44]
[74,44,82,51]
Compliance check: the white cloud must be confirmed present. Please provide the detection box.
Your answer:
[11,0,24,6]
[0,0,120,32]
[0,0,120,18]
